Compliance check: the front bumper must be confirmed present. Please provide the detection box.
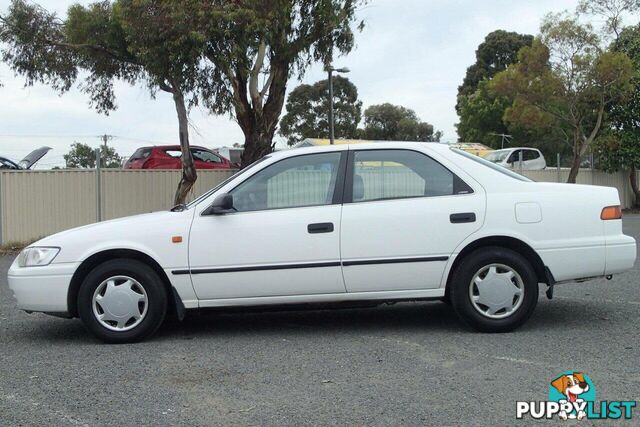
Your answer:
[7,259,78,313]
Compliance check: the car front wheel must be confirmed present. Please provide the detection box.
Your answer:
[449,247,538,332]
[77,259,168,343]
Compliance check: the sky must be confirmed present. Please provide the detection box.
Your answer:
[0,0,579,168]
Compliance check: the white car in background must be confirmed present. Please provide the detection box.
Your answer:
[8,142,636,343]
[483,147,547,170]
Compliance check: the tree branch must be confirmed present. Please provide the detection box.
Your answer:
[249,41,266,109]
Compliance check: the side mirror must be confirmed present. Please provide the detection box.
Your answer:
[203,193,235,215]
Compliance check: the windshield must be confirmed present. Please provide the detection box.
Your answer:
[185,156,269,208]
[482,149,510,163]
[450,148,532,182]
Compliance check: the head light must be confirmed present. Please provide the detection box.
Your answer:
[16,247,60,267]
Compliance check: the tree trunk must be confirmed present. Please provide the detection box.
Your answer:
[567,152,581,184]
[241,125,277,167]
[631,166,640,208]
[172,90,197,205]
[238,60,289,167]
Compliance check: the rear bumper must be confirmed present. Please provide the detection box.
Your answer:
[605,235,637,275]
[7,260,78,313]
[538,234,636,283]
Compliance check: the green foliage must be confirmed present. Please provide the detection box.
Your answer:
[596,24,640,172]
[279,76,362,145]
[456,30,535,149]
[64,142,123,168]
[190,0,367,165]
[492,14,635,181]
[457,30,533,100]
[456,80,510,147]
[361,103,441,142]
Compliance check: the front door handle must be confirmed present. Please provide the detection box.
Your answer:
[308,222,334,234]
[450,213,476,224]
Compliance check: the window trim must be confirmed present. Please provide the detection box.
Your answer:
[343,148,474,204]
[202,151,348,215]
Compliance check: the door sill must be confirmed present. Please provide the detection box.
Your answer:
[197,289,445,309]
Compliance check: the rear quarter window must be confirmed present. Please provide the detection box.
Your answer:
[129,148,152,161]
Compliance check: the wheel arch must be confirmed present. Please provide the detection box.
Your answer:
[445,236,551,298]
[67,248,179,318]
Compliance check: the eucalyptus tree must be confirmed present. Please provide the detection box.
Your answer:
[190,0,366,166]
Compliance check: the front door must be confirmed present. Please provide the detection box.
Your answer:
[189,151,347,300]
[340,148,485,292]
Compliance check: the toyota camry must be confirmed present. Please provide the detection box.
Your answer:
[8,142,636,343]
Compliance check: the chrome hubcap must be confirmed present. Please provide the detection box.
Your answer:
[469,263,524,319]
[92,276,148,331]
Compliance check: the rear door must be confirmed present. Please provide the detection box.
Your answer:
[340,148,485,292]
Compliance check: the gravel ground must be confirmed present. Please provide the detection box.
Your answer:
[1,218,639,426]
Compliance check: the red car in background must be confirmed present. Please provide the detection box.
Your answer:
[124,145,234,169]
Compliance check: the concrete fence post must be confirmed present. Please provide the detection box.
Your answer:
[95,148,102,222]
[556,153,561,183]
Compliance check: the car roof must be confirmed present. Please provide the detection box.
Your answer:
[151,145,209,150]
[268,141,451,160]
[494,147,540,152]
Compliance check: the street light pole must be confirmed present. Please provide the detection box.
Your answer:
[328,68,335,145]
[326,66,350,145]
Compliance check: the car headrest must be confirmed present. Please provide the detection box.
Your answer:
[353,174,365,201]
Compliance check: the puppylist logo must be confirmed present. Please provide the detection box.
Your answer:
[516,371,637,421]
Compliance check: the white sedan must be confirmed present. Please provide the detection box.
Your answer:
[8,142,636,343]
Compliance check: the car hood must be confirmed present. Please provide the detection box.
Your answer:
[19,147,52,169]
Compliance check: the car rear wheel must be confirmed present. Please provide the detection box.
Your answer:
[449,247,538,332]
[77,259,167,343]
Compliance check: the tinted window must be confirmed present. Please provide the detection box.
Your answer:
[351,150,469,202]
[129,148,152,161]
[524,150,540,161]
[231,152,341,212]
[507,150,521,163]
[192,149,222,163]
[451,148,532,182]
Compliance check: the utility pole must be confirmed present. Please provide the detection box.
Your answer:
[325,65,350,144]
[99,134,113,167]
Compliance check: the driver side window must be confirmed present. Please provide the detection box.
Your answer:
[231,152,342,212]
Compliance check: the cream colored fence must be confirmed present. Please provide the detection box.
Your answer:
[0,169,235,244]
[0,167,636,244]
[522,169,636,208]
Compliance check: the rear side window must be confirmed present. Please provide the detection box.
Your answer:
[192,149,223,163]
[524,150,540,161]
[451,148,532,182]
[350,149,472,203]
[129,148,152,161]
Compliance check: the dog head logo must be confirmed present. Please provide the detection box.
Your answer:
[548,372,596,420]
[551,372,590,402]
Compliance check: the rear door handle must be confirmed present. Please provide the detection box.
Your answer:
[308,222,334,234]
[450,213,476,224]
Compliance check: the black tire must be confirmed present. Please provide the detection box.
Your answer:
[449,246,538,333]
[77,259,168,343]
